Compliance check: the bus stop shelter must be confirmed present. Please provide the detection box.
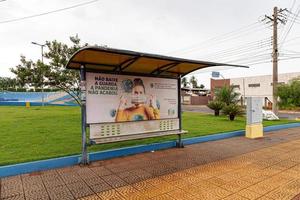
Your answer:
[66,46,248,164]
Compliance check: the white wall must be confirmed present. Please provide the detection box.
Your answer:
[230,72,300,102]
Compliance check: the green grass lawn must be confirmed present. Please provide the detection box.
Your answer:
[0,106,297,166]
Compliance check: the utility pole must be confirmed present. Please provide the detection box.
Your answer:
[32,42,46,106]
[272,7,279,115]
[263,7,287,115]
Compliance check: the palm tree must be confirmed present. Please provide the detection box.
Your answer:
[181,77,188,87]
[189,76,198,88]
[214,85,240,105]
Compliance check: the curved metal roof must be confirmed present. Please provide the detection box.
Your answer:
[66,46,248,78]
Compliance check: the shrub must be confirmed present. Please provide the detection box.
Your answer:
[214,85,240,105]
[207,100,224,116]
[16,88,27,92]
[278,77,300,108]
[222,104,244,121]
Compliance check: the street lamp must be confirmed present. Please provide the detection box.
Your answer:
[31,42,46,106]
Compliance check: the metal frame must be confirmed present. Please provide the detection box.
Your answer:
[85,68,179,79]
[66,46,250,165]
[80,70,184,164]
[150,62,179,76]
[80,65,88,165]
[67,46,248,68]
[176,75,184,148]
[119,56,140,71]
[113,57,136,71]
[66,46,249,79]
[80,71,187,162]
[90,129,187,144]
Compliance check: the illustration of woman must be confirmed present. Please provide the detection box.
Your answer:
[115,78,160,122]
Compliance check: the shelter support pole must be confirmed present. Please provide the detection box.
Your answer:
[80,65,89,165]
[176,76,184,148]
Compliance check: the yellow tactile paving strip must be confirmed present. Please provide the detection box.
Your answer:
[1,127,300,200]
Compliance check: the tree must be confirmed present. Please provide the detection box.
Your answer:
[222,104,244,121]
[207,100,224,116]
[11,56,48,89]
[277,83,291,107]
[10,35,88,105]
[189,76,198,88]
[199,84,205,89]
[0,77,18,90]
[210,85,243,121]
[181,77,188,87]
[214,85,240,105]
[43,35,87,105]
[278,77,300,108]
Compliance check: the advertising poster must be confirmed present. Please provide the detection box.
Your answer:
[86,72,178,124]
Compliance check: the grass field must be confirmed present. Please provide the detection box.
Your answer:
[0,106,297,166]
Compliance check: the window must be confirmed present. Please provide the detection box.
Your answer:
[270,82,285,86]
[248,83,260,87]
[232,85,240,89]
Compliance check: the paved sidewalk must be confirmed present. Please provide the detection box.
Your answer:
[1,127,300,200]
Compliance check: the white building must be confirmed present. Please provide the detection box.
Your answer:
[230,72,300,103]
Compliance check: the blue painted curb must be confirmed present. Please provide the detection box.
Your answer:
[1,122,300,178]
[0,155,79,177]
[0,102,78,106]
[182,130,245,146]
[263,122,300,132]
[89,141,176,162]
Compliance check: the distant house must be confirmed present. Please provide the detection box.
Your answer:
[181,87,209,96]
[181,87,211,105]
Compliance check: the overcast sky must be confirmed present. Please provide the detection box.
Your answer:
[1,0,299,88]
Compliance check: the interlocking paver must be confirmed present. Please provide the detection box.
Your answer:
[237,189,262,199]
[67,181,94,199]
[46,185,74,200]
[2,194,26,200]
[2,127,300,199]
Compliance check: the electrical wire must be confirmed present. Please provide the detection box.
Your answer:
[0,0,99,24]
[281,49,300,54]
[198,38,271,60]
[279,57,300,61]
[166,22,263,55]
[225,54,272,64]
[279,5,300,48]
[205,47,272,63]
[238,54,300,66]
[221,50,272,63]
[201,41,272,61]
[278,0,297,38]
[177,25,267,56]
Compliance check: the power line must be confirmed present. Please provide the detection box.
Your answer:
[284,14,300,23]
[239,54,300,66]
[279,5,300,47]
[0,0,99,24]
[278,0,295,39]
[177,25,267,56]
[166,22,262,55]
[221,50,272,63]
[198,38,271,59]
[201,40,272,61]
[287,10,300,18]
[281,48,300,54]
[224,53,272,64]
[205,47,272,63]
[279,56,300,61]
